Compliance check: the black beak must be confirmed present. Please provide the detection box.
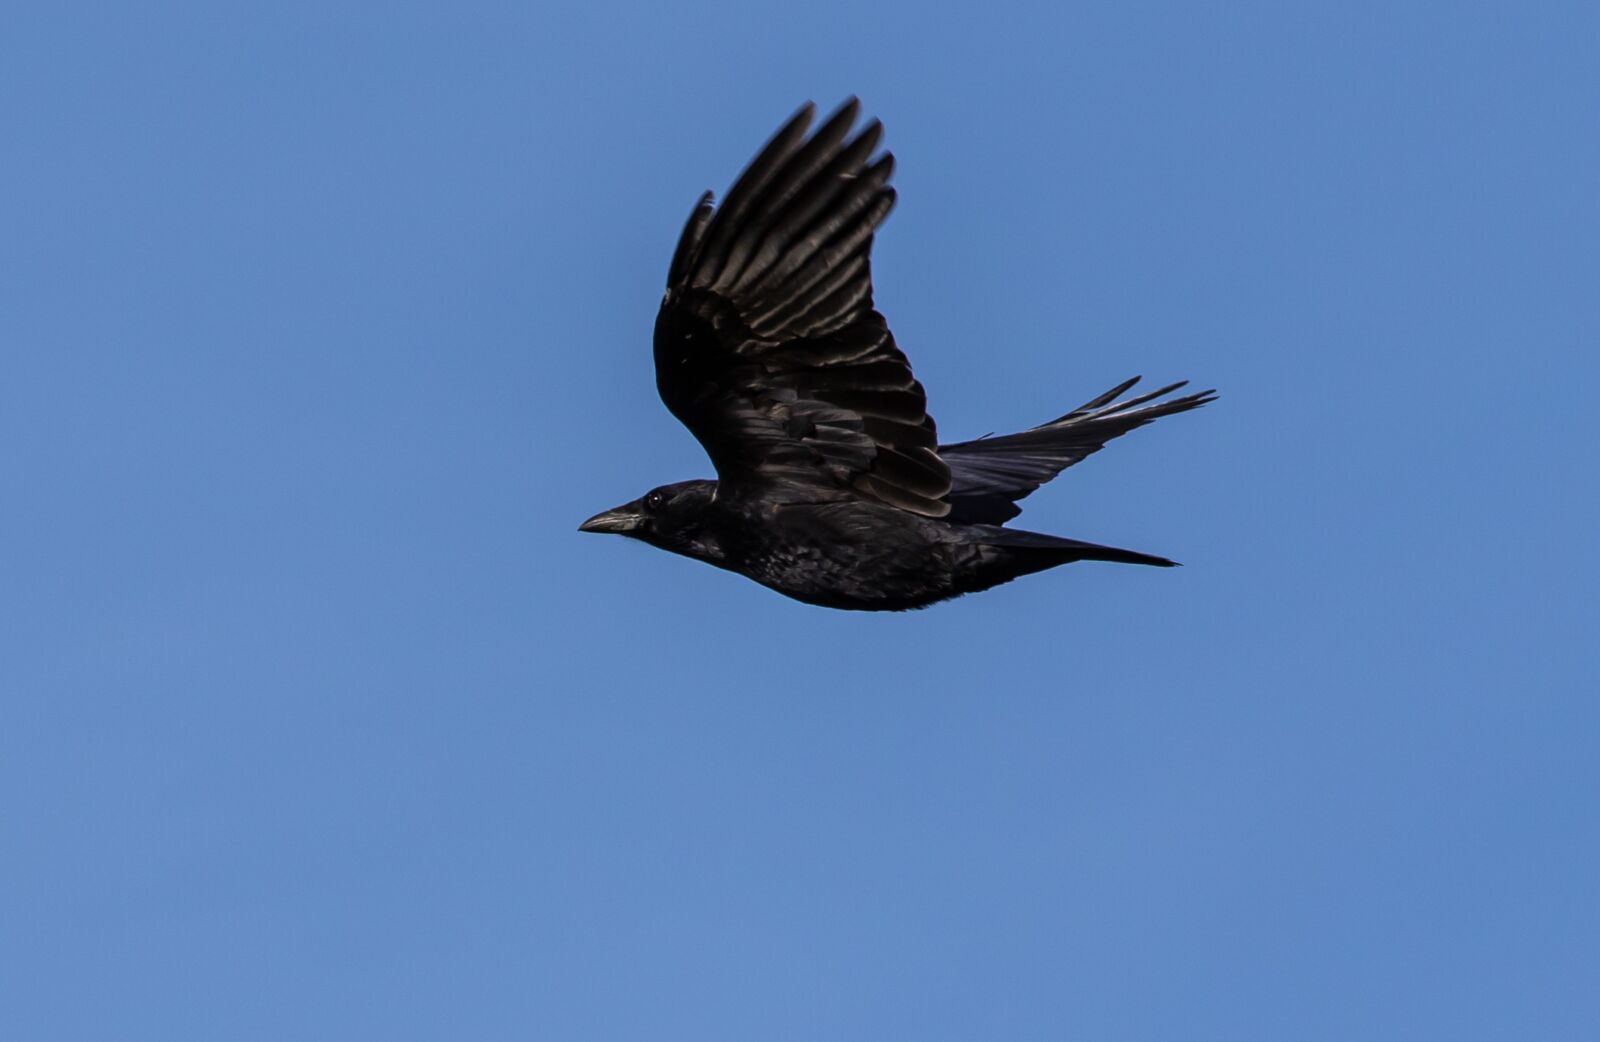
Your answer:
[578,507,644,534]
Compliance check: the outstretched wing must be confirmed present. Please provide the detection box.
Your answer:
[940,378,1217,524]
[653,99,951,517]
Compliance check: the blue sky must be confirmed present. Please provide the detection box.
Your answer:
[4,2,1597,1039]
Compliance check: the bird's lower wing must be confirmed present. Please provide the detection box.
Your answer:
[940,377,1216,524]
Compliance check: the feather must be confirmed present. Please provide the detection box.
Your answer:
[941,379,1218,523]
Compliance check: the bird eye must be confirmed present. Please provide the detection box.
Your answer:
[644,490,666,511]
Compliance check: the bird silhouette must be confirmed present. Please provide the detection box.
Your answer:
[580,99,1214,610]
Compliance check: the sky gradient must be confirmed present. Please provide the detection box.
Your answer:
[4,2,1598,1039]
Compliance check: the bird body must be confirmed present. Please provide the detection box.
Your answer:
[584,477,1181,611]
[580,100,1214,610]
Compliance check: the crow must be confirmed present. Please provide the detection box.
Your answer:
[580,100,1215,610]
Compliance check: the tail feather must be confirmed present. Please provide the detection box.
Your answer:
[972,524,1178,568]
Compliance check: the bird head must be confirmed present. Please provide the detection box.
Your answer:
[578,479,720,559]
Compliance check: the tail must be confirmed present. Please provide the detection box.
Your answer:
[971,524,1177,568]
[949,524,1176,599]
[939,377,1217,524]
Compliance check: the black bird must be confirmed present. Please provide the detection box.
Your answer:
[580,100,1214,611]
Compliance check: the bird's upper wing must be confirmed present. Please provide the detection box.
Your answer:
[653,99,951,517]
[939,378,1217,524]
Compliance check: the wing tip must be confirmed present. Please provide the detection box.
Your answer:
[827,96,861,124]
[788,99,818,127]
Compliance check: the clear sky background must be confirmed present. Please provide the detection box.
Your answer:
[4,2,1597,1039]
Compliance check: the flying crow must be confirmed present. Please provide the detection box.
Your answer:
[580,100,1214,610]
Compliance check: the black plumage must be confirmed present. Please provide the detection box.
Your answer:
[580,100,1215,610]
